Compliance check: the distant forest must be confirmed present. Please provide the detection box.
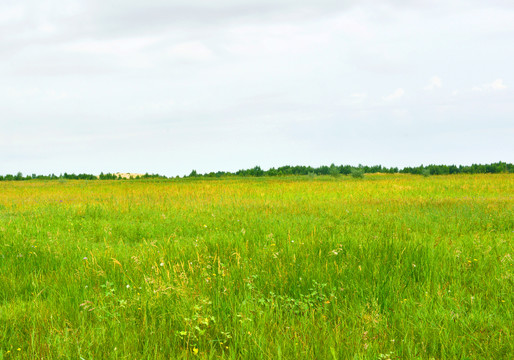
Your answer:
[0,162,512,181]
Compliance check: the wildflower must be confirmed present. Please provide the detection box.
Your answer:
[83,257,88,260]
[126,284,130,289]
[160,262,164,267]
[17,348,21,351]
[193,347,199,355]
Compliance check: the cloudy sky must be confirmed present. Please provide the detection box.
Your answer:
[1,0,513,176]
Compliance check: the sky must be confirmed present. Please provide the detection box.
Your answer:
[1,0,513,176]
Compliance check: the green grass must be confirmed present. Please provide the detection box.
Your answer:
[0,174,513,359]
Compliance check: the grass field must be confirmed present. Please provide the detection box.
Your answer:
[0,174,512,359]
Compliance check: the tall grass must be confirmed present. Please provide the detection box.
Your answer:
[0,174,512,359]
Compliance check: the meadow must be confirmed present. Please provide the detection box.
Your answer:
[0,174,512,359]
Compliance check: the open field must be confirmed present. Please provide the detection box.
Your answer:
[0,174,512,359]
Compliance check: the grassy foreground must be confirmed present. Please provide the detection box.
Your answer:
[0,174,512,359]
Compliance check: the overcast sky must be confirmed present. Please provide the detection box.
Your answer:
[1,0,513,176]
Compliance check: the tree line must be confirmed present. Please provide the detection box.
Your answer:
[0,172,166,181]
[0,162,512,181]
[187,162,513,178]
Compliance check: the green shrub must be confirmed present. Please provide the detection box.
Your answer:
[351,168,364,178]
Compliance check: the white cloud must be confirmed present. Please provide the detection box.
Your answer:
[65,36,161,55]
[383,88,405,101]
[472,78,507,91]
[6,86,70,101]
[166,41,215,61]
[488,78,507,90]
[350,92,367,102]
[139,98,175,110]
[424,76,442,90]
[393,108,409,117]
[0,5,25,24]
